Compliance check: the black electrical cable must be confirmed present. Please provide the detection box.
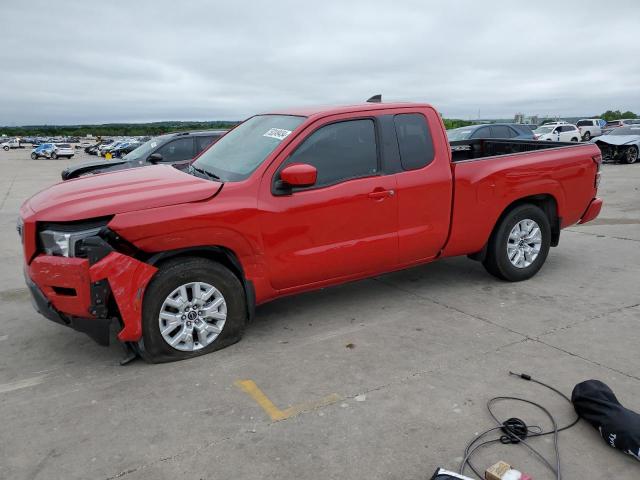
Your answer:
[457,372,580,480]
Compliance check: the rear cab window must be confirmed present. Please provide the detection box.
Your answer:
[393,113,434,170]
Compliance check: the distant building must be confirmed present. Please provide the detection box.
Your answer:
[514,113,540,126]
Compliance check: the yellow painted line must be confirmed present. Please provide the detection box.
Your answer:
[235,379,341,422]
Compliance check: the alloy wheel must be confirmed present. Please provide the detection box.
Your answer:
[158,281,227,351]
[506,219,542,268]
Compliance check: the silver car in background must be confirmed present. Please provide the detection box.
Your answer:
[31,142,75,159]
[592,126,640,164]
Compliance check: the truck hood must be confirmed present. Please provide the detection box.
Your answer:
[25,165,222,222]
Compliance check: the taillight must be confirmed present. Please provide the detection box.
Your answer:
[592,154,602,188]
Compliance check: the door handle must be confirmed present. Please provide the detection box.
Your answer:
[368,189,395,200]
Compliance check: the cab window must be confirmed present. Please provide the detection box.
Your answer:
[281,119,378,188]
[393,113,434,170]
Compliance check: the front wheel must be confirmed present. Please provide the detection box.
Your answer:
[583,132,591,141]
[51,152,58,159]
[483,204,551,281]
[571,137,579,142]
[138,257,247,363]
[623,146,638,164]
[31,153,38,160]
[2,146,8,151]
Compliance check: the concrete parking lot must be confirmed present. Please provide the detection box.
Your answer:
[0,147,638,479]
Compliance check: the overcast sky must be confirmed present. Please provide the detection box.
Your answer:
[1,0,639,125]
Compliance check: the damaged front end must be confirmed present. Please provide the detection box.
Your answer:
[595,142,636,163]
[593,131,640,164]
[22,217,157,346]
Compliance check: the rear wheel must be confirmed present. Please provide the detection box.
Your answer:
[483,204,551,281]
[138,257,247,363]
[571,137,579,142]
[583,131,591,141]
[51,152,58,159]
[31,153,38,160]
[2,146,8,151]
[623,146,638,164]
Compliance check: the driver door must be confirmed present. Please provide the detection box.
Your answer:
[258,117,399,291]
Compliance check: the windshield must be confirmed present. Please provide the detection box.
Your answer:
[447,127,474,141]
[534,126,554,134]
[193,115,306,181]
[123,136,165,161]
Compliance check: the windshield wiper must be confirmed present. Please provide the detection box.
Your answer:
[189,165,221,181]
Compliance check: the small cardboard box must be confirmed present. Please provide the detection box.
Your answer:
[485,461,511,480]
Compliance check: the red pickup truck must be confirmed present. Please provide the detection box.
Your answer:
[19,102,603,362]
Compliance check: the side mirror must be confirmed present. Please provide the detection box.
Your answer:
[148,153,163,164]
[280,163,317,188]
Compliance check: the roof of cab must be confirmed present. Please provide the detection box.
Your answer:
[266,102,433,119]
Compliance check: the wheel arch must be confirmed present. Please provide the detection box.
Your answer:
[146,246,256,322]
[468,193,560,262]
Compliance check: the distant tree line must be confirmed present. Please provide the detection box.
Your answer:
[598,110,638,121]
[2,112,636,138]
[0,121,240,137]
[443,119,474,129]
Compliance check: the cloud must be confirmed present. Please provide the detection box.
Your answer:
[1,0,639,124]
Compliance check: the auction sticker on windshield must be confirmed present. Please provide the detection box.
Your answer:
[263,128,292,141]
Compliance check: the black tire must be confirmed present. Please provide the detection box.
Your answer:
[623,146,638,164]
[138,257,247,363]
[31,153,38,160]
[571,137,578,142]
[482,204,551,282]
[3,146,8,151]
[51,152,58,159]
[583,132,591,141]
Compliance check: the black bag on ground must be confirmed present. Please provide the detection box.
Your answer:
[572,379,640,461]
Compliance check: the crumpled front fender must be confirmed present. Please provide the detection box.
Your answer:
[90,252,158,342]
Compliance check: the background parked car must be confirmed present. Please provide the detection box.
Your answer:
[602,119,638,135]
[592,126,640,164]
[31,143,74,159]
[446,123,534,141]
[533,124,581,142]
[61,130,226,180]
[1,138,24,150]
[84,140,113,155]
[110,141,142,158]
[576,119,603,140]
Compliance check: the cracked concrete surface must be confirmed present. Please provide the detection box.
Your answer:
[0,149,638,479]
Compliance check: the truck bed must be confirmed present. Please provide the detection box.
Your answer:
[450,139,580,162]
[443,140,601,258]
